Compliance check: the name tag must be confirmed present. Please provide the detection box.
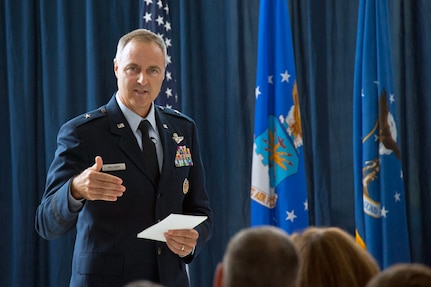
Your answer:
[102,163,126,172]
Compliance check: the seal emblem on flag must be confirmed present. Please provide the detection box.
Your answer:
[251,114,299,208]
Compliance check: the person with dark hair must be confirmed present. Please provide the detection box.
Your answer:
[35,29,212,287]
[213,226,300,287]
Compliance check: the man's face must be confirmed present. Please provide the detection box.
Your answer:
[114,40,165,117]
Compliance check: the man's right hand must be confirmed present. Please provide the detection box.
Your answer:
[70,156,126,201]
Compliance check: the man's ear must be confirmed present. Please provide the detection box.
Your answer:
[113,58,119,77]
[213,263,224,287]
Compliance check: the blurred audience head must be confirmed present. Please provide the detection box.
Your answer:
[366,263,431,287]
[290,226,380,287]
[124,280,164,287]
[213,225,299,287]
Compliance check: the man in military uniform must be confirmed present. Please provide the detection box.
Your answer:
[35,29,212,287]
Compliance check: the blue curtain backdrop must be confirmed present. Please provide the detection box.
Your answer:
[1,0,430,286]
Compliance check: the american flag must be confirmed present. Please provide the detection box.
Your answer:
[141,0,180,110]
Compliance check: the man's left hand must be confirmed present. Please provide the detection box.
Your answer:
[164,229,199,257]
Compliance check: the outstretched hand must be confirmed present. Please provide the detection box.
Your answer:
[70,156,126,201]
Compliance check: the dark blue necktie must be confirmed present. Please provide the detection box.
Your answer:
[138,120,159,182]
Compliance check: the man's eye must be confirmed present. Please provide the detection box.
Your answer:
[126,67,139,75]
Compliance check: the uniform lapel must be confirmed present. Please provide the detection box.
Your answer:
[155,108,178,181]
[105,96,157,184]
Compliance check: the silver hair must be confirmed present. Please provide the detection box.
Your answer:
[115,29,168,67]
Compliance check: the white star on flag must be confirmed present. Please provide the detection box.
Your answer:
[165,88,172,98]
[143,12,152,23]
[268,75,273,84]
[165,38,172,47]
[286,210,297,222]
[156,16,164,26]
[166,71,172,81]
[255,86,261,99]
[394,192,401,202]
[381,206,389,218]
[280,70,291,82]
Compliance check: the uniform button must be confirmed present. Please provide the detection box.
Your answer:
[156,193,161,199]
[157,219,161,223]
[158,247,162,255]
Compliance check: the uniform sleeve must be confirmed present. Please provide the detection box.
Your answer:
[35,121,89,240]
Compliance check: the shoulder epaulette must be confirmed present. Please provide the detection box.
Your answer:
[69,105,108,127]
[157,105,194,122]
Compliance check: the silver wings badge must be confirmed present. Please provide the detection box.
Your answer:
[172,133,184,144]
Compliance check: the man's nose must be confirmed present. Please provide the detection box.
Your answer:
[137,72,148,84]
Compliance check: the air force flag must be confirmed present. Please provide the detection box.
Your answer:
[251,0,309,234]
[353,0,410,268]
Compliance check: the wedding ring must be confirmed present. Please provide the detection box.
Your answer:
[181,245,185,251]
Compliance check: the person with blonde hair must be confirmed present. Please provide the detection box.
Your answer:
[213,226,300,287]
[290,226,379,287]
[366,263,431,287]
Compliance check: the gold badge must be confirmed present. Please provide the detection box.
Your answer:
[183,178,189,194]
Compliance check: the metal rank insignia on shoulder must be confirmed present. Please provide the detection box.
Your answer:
[175,145,194,167]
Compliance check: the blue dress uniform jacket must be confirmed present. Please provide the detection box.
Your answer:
[35,95,213,287]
